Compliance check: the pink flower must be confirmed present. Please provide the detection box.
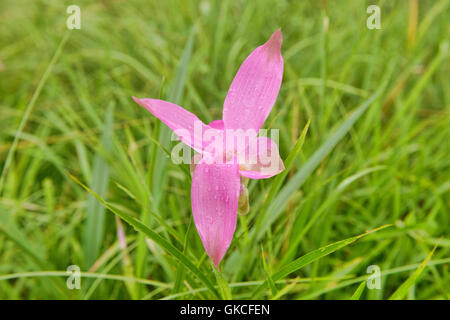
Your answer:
[133,30,285,269]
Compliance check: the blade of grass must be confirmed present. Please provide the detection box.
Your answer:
[213,265,232,300]
[350,281,366,300]
[251,224,391,298]
[389,244,438,300]
[302,258,450,299]
[68,172,220,299]
[151,26,196,206]
[115,215,137,299]
[0,31,70,194]
[279,165,386,266]
[271,277,300,300]
[254,120,310,235]
[0,271,171,288]
[0,206,68,297]
[84,240,139,300]
[261,244,278,297]
[171,217,193,296]
[83,103,114,269]
[0,206,46,267]
[134,27,196,297]
[161,258,450,300]
[253,89,382,242]
[230,120,310,281]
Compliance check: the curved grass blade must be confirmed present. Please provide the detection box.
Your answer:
[389,244,437,300]
[253,89,382,242]
[0,271,171,288]
[83,103,114,269]
[0,32,70,194]
[172,218,193,296]
[213,265,232,300]
[251,224,391,298]
[134,27,196,297]
[152,26,196,205]
[115,215,137,299]
[0,206,68,297]
[0,206,46,267]
[279,165,386,266]
[68,172,220,299]
[261,245,278,297]
[350,281,366,300]
[253,120,310,240]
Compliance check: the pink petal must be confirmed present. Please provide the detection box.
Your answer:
[133,97,215,153]
[208,120,225,130]
[238,136,285,179]
[223,30,284,133]
[204,120,227,163]
[191,160,240,269]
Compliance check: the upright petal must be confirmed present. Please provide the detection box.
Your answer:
[191,160,240,268]
[133,97,215,153]
[238,136,285,179]
[223,30,284,133]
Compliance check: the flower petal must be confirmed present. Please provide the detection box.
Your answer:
[208,120,225,130]
[223,30,284,133]
[238,136,285,179]
[191,160,240,268]
[133,97,215,153]
[204,120,228,163]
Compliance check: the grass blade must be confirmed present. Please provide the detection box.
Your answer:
[134,27,196,297]
[115,215,137,299]
[389,244,438,300]
[0,32,70,194]
[213,266,232,300]
[253,89,381,242]
[0,206,46,267]
[350,281,366,300]
[253,120,310,240]
[83,104,114,269]
[151,26,196,205]
[171,218,193,296]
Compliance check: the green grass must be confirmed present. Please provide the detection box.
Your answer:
[0,0,449,300]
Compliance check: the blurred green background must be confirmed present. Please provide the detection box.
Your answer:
[0,0,449,299]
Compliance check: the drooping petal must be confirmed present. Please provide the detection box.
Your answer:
[238,136,285,179]
[133,97,215,153]
[223,30,284,133]
[191,160,240,268]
